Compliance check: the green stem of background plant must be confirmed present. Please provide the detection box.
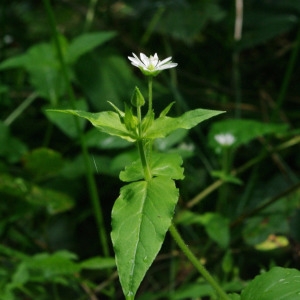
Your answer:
[42,0,110,258]
[273,25,300,121]
[169,224,230,300]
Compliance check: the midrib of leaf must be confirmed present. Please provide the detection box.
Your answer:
[128,181,148,292]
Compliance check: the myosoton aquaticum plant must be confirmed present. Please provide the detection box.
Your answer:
[51,52,227,299]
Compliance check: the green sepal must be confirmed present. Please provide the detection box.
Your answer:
[111,176,179,298]
[119,152,184,182]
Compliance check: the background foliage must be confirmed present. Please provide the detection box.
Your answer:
[1,0,300,299]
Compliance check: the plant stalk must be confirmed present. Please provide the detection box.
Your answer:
[169,223,230,300]
[42,0,110,257]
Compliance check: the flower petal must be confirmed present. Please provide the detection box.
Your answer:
[140,53,150,67]
[157,56,172,66]
[128,52,177,76]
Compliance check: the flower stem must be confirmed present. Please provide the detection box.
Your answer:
[169,223,230,300]
[148,76,153,113]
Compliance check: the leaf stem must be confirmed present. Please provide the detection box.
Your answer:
[169,223,230,300]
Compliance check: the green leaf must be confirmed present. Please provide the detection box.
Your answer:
[241,267,300,300]
[124,103,138,133]
[0,54,27,70]
[145,108,224,139]
[23,148,64,180]
[27,251,80,278]
[60,154,113,178]
[26,186,74,214]
[66,31,116,64]
[0,173,74,214]
[79,256,116,270]
[175,211,230,248]
[120,152,184,182]
[44,100,88,138]
[48,109,137,142]
[84,128,131,149]
[25,43,66,103]
[159,102,175,117]
[0,122,27,163]
[209,119,288,153]
[75,53,135,111]
[111,177,179,298]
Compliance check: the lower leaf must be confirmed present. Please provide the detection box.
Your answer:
[111,177,179,298]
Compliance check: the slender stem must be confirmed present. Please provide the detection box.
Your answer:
[148,76,153,113]
[4,92,38,126]
[42,0,110,257]
[136,86,152,182]
[169,224,230,300]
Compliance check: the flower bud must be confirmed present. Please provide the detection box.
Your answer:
[131,87,145,107]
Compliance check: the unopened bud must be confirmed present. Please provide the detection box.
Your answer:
[131,87,145,107]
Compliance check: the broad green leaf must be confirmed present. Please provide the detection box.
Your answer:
[79,256,116,270]
[0,122,27,163]
[24,43,66,103]
[23,148,64,180]
[175,211,229,248]
[209,119,288,153]
[60,154,113,178]
[0,170,73,214]
[27,251,80,278]
[0,54,27,70]
[155,2,225,43]
[144,108,224,139]
[75,53,135,111]
[241,267,300,300]
[111,177,179,298]
[110,149,139,175]
[238,12,297,50]
[172,282,214,299]
[66,31,116,64]
[154,128,188,151]
[44,100,88,138]
[48,109,137,142]
[84,128,131,149]
[120,152,184,182]
[26,186,74,214]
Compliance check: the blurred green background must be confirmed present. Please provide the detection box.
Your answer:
[1,0,300,299]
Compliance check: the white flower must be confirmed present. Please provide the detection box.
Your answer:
[214,133,235,147]
[128,53,178,76]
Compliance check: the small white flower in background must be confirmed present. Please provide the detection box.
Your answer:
[128,53,178,76]
[214,133,235,147]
